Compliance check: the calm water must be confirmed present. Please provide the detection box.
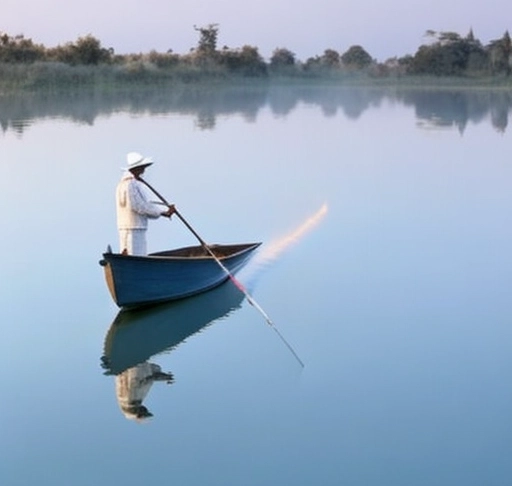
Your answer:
[1,85,511,486]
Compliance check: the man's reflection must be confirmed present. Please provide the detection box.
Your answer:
[116,362,174,421]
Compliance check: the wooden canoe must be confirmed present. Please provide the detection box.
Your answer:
[99,242,260,309]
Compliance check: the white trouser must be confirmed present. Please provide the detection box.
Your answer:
[119,229,147,256]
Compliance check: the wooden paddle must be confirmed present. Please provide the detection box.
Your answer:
[138,176,304,367]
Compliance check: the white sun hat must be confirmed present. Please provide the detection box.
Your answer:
[124,152,153,171]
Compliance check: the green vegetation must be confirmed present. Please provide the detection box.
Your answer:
[0,25,511,93]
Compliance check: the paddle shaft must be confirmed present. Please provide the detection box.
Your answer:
[138,177,304,367]
[139,175,268,306]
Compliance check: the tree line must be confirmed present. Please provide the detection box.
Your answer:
[0,25,511,82]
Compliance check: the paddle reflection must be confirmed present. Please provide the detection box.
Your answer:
[101,281,245,421]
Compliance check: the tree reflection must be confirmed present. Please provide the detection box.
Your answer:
[1,85,511,135]
[391,88,511,133]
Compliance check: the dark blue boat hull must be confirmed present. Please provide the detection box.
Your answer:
[101,242,260,308]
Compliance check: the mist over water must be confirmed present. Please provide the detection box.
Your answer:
[2,84,512,135]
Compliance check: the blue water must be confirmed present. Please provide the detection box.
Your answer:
[1,86,511,486]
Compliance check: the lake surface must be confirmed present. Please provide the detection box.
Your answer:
[1,84,511,486]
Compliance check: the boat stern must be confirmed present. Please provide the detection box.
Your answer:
[99,250,119,306]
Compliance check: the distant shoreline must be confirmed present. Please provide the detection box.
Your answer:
[1,62,511,96]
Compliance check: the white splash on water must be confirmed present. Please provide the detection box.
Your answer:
[239,202,328,284]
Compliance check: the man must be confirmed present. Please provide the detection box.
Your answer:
[116,152,175,255]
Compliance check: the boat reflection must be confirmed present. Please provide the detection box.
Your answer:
[101,281,245,420]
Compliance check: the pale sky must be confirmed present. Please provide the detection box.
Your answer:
[2,0,510,62]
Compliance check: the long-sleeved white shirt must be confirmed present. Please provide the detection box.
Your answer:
[116,173,162,229]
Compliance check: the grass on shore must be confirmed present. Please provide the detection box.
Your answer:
[1,61,512,95]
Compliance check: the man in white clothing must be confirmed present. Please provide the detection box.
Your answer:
[116,152,175,255]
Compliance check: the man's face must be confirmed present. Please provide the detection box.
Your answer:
[131,166,146,179]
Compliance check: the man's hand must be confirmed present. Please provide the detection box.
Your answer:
[161,204,176,218]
